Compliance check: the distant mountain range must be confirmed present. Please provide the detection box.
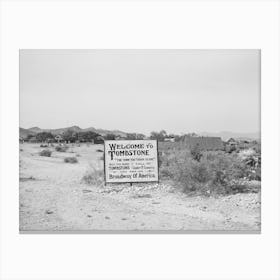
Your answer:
[199,131,260,141]
[19,126,260,141]
[19,126,128,138]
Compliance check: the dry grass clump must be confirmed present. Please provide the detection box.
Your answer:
[82,164,104,186]
[39,149,52,157]
[64,157,78,163]
[20,176,36,182]
[55,145,68,152]
[238,149,261,181]
[160,149,255,195]
[40,144,48,148]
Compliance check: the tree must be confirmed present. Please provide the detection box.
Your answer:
[126,133,146,140]
[25,134,34,141]
[62,130,77,143]
[36,132,54,142]
[159,130,167,138]
[190,144,203,162]
[126,133,137,140]
[150,130,167,142]
[136,133,146,140]
[81,131,100,142]
[104,133,116,140]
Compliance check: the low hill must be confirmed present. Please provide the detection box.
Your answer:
[200,131,260,141]
[19,126,128,138]
[28,127,42,133]
[46,126,83,135]
[19,128,35,138]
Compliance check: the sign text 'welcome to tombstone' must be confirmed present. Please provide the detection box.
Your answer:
[104,140,159,183]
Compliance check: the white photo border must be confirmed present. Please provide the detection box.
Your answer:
[1,0,280,279]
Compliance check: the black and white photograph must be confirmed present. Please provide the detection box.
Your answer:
[19,49,261,232]
[2,1,280,279]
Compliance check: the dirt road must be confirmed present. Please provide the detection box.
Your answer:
[19,144,261,232]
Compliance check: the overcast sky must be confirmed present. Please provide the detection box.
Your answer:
[20,49,260,135]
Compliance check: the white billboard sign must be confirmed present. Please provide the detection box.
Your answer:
[104,140,159,183]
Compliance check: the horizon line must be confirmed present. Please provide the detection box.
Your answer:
[19,125,260,135]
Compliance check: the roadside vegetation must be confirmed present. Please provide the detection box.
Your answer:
[39,149,52,157]
[22,128,260,197]
[82,164,104,186]
[55,145,69,152]
[159,146,261,195]
[64,157,78,163]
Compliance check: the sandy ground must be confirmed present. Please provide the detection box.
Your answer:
[19,143,261,232]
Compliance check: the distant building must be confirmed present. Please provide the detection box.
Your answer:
[28,136,37,143]
[181,135,224,151]
[115,135,126,140]
[46,138,54,144]
[225,138,239,152]
[164,137,175,142]
[55,135,63,143]
[238,139,250,150]
[227,138,238,145]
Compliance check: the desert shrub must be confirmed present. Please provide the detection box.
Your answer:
[40,144,48,148]
[205,153,249,193]
[159,149,251,195]
[254,166,261,181]
[237,149,261,181]
[55,145,68,152]
[253,144,261,154]
[20,176,36,182]
[82,164,104,186]
[64,157,78,163]
[247,166,261,181]
[226,145,237,153]
[39,149,52,157]
[190,144,203,161]
[158,154,163,168]
[227,178,260,193]
[76,153,81,157]
[239,149,261,167]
